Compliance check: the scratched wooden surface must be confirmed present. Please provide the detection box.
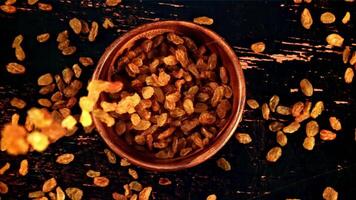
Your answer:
[0,0,355,199]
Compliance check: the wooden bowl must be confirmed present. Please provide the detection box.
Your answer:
[92,20,245,172]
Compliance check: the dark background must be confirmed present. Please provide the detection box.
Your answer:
[0,0,355,199]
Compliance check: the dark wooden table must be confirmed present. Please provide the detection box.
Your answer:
[0,0,355,199]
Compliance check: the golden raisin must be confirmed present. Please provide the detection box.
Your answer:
[105,0,121,6]
[193,16,214,25]
[322,186,338,200]
[42,177,57,193]
[300,78,313,97]
[266,146,282,162]
[56,153,75,164]
[19,159,29,176]
[235,133,252,144]
[93,176,110,187]
[216,157,231,171]
[69,18,82,34]
[320,129,337,141]
[6,62,26,74]
[251,42,266,53]
[301,8,313,29]
[329,117,342,131]
[320,12,336,24]
[326,33,344,47]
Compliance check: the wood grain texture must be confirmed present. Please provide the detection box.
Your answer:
[0,0,355,199]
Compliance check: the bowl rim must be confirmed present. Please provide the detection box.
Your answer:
[92,20,246,171]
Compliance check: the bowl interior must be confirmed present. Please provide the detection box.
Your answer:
[92,21,245,171]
